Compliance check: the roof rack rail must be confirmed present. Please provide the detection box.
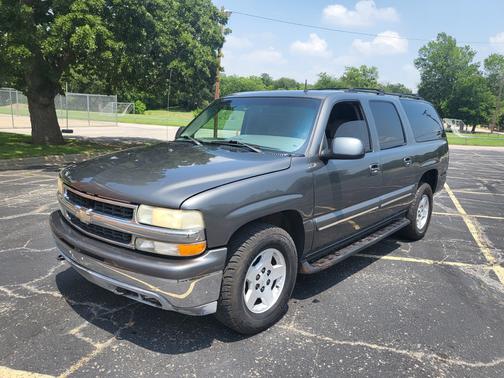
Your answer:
[389,92,424,100]
[307,87,423,100]
[346,88,385,95]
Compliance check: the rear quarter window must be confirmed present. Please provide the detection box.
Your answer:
[400,100,443,142]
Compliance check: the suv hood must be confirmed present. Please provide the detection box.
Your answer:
[61,142,292,208]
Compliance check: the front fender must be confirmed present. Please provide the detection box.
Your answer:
[180,158,314,250]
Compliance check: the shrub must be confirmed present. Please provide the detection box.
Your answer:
[134,100,146,114]
[192,108,203,118]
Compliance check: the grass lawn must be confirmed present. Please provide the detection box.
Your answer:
[1,104,193,127]
[0,132,124,160]
[118,109,194,127]
[447,132,504,146]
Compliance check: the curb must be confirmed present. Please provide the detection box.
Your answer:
[0,152,102,171]
[448,144,504,151]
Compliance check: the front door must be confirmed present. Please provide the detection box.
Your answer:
[312,101,385,251]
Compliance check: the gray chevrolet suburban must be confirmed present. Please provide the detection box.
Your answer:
[50,89,449,334]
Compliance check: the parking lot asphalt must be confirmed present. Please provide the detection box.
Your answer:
[0,148,503,377]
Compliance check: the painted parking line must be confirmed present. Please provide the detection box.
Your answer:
[448,176,504,182]
[355,253,491,269]
[433,211,504,221]
[444,183,504,285]
[451,190,504,197]
[279,324,504,368]
[57,336,116,378]
[448,167,504,175]
[0,366,54,378]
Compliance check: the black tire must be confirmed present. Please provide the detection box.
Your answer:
[400,183,433,241]
[215,223,298,334]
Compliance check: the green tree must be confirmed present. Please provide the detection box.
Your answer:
[272,77,300,90]
[260,73,274,88]
[0,1,118,144]
[484,54,504,131]
[0,0,226,144]
[450,74,494,128]
[313,66,380,89]
[313,72,342,89]
[340,65,379,88]
[220,75,266,96]
[381,83,413,94]
[414,33,484,118]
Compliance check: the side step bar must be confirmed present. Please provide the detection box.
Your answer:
[300,218,410,274]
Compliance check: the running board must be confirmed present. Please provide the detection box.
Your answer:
[300,218,410,274]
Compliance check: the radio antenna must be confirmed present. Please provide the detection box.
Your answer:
[304,79,308,93]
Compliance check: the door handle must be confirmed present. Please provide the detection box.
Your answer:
[369,163,381,175]
[403,157,412,166]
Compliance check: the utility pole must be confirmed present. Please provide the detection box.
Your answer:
[213,8,231,138]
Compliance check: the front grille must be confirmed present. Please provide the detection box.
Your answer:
[68,213,132,244]
[66,189,134,220]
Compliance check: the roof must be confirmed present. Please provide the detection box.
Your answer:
[226,88,423,101]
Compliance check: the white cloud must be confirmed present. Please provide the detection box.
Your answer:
[290,33,330,57]
[242,47,286,65]
[323,0,399,27]
[490,32,504,53]
[352,31,408,55]
[225,35,253,49]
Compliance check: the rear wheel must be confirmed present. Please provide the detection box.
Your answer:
[400,183,433,241]
[216,223,297,334]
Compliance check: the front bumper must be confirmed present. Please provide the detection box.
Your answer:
[50,211,226,316]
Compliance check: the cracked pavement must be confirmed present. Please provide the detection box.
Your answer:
[0,149,504,377]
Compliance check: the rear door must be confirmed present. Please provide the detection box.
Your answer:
[368,100,416,220]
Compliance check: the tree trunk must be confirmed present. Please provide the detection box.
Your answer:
[27,92,64,145]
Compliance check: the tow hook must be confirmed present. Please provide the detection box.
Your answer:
[56,254,65,261]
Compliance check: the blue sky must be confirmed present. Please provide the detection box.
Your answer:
[211,0,504,90]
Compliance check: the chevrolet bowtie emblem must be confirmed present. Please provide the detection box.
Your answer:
[75,207,93,224]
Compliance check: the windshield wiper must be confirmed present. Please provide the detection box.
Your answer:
[176,135,202,146]
[207,139,262,153]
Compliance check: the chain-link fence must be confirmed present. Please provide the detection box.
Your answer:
[0,88,130,129]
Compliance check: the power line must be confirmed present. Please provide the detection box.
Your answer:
[228,10,503,46]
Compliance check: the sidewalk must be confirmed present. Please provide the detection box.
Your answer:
[0,122,180,141]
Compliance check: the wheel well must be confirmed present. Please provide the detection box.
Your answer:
[419,169,438,192]
[229,211,305,259]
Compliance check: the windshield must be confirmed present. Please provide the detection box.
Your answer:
[181,97,321,153]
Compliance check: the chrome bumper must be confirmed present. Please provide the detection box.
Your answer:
[51,212,225,316]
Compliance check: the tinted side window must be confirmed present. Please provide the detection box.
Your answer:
[400,99,443,142]
[369,101,405,149]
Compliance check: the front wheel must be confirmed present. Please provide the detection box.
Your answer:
[216,223,298,334]
[400,183,433,241]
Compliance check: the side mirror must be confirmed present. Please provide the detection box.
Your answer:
[175,127,185,139]
[321,137,365,160]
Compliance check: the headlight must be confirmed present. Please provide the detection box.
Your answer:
[57,177,64,194]
[136,205,204,230]
[135,238,207,257]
